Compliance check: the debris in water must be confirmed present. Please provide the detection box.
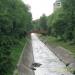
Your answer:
[32,63,42,67]
[30,67,36,70]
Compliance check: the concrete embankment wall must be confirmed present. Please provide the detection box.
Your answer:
[46,43,75,70]
[17,41,34,75]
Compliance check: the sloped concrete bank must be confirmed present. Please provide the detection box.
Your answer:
[40,37,75,73]
[17,40,34,75]
[47,44,75,70]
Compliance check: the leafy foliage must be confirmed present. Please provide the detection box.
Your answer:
[47,0,75,42]
[0,0,32,75]
[32,14,48,34]
[39,14,48,31]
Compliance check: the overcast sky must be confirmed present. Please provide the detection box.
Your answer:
[22,0,56,20]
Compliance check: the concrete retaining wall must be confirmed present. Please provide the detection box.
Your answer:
[46,43,75,70]
[17,41,34,75]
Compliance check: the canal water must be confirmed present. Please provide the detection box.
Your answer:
[31,33,73,75]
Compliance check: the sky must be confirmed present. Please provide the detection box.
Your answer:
[22,0,56,20]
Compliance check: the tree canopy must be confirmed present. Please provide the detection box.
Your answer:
[0,0,32,75]
[47,0,75,42]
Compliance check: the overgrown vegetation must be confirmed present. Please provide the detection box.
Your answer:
[32,14,48,34]
[1,0,75,74]
[46,0,75,56]
[41,36,75,57]
[48,0,75,42]
[33,0,75,56]
[0,0,32,75]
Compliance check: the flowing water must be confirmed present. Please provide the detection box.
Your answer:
[31,33,73,75]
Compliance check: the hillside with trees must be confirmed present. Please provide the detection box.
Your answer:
[0,0,32,75]
[32,14,48,34]
[48,0,75,42]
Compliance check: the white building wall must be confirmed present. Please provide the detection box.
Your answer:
[54,0,61,11]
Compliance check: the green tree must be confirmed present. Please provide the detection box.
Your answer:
[39,14,48,31]
[0,0,32,75]
[47,0,75,42]
[62,0,75,41]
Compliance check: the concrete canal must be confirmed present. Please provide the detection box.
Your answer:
[31,33,73,75]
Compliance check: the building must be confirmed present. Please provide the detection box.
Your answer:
[54,0,61,11]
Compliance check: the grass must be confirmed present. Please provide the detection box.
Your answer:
[41,35,75,57]
[11,38,27,66]
[7,37,28,75]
